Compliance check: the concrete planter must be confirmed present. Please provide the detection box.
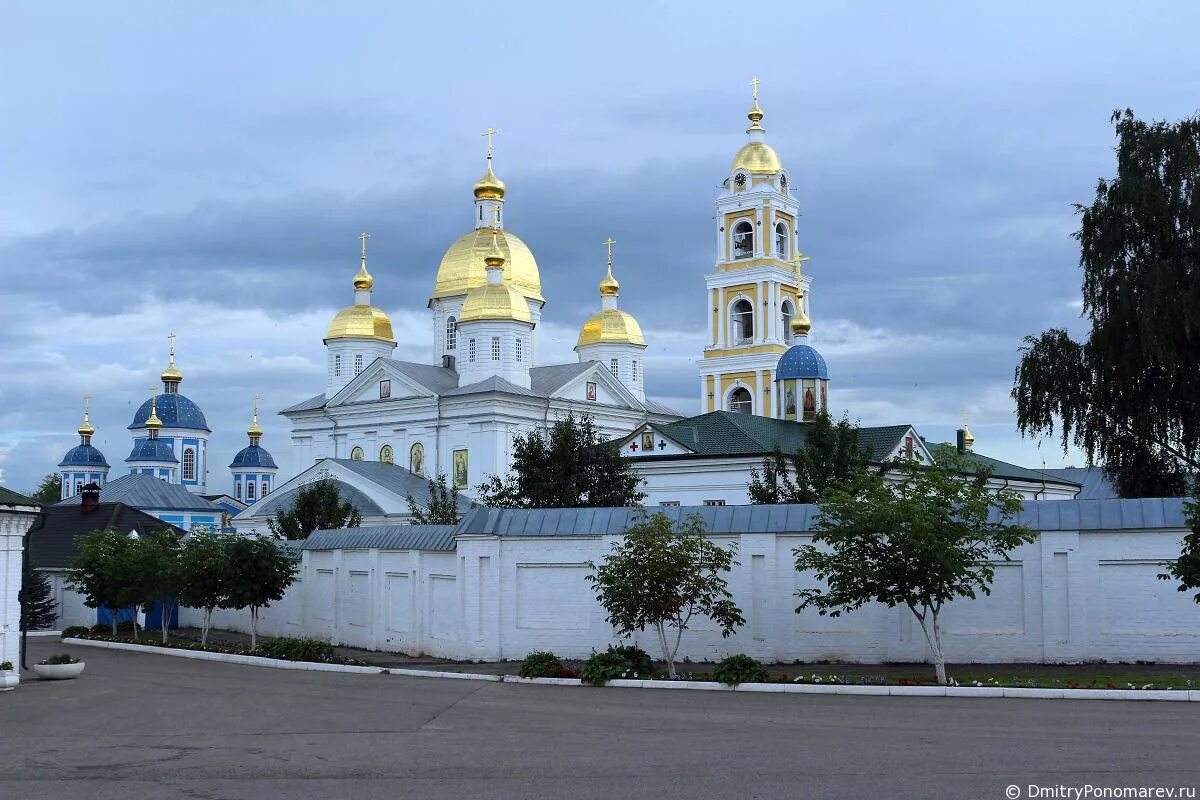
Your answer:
[32,661,85,680]
[0,669,18,691]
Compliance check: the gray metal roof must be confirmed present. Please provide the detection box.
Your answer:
[452,498,1190,537]
[1038,467,1118,500]
[382,359,461,395]
[302,525,458,551]
[251,479,385,518]
[530,362,594,396]
[331,459,476,512]
[443,375,541,398]
[280,393,328,413]
[56,473,223,512]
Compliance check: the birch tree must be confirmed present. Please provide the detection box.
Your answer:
[587,512,743,679]
[177,534,233,645]
[794,446,1036,685]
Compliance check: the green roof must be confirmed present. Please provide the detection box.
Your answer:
[649,411,913,461]
[0,486,39,507]
[936,445,1081,486]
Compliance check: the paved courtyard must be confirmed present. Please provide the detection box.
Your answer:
[2,639,1197,800]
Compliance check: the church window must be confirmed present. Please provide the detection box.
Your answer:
[780,173,788,193]
[731,299,754,343]
[515,337,523,362]
[75,480,83,496]
[354,354,364,375]
[775,222,788,258]
[659,501,681,507]
[728,387,753,414]
[610,358,619,377]
[469,339,476,362]
[261,479,269,497]
[379,444,394,464]
[732,220,754,259]
[446,317,457,350]
[247,481,256,502]
[781,299,794,343]
[182,448,196,481]
[350,446,365,461]
[479,206,483,221]
[703,499,726,506]
[235,481,241,501]
[334,354,341,377]
[631,359,639,383]
[491,336,500,361]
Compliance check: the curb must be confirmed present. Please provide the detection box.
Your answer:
[62,640,1199,701]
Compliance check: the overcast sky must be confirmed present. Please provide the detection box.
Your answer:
[2,2,1197,494]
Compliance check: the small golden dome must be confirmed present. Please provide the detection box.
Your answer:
[78,418,96,437]
[747,99,765,130]
[459,282,532,324]
[963,425,975,449]
[432,228,544,302]
[473,159,506,200]
[732,141,783,174]
[161,355,183,384]
[353,262,374,291]
[247,417,263,438]
[790,305,812,336]
[599,265,619,297]
[146,401,163,430]
[324,304,396,343]
[577,309,646,347]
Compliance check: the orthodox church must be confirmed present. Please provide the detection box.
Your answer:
[273,135,681,497]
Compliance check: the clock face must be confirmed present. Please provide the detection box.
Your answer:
[734,173,747,188]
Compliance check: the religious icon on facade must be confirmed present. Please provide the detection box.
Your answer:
[379,444,394,464]
[641,432,654,451]
[350,446,365,461]
[785,386,796,416]
[379,380,391,399]
[820,383,827,414]
[410,442,424,476]
[586,381,597,401]
[452,449,468,489]
[803,388,816,418]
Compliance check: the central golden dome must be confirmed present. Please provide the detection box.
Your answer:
[577,309,645,347]
[732,141,783,174]
[432,228,544,302]
[324,305,396,343]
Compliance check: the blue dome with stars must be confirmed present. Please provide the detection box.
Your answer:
[230,444,277,469]
[59,444,110,468]
[128,394,210,432]
[776,343,829,380]
[125,438,179,463]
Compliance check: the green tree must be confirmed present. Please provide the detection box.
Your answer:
[19,563,58,630]
[587,512,744,679]
[477,413,645,508]
[1159,491,1200,603]
[224,537,299,648]
[747,412,873,504]
[30,474,61,504]
[132,528,184,645]
[267,479,362,540]
[66,528,145,638]
[177,534,233,645]
[794,446,1037,685]
[1012,110,1200,497]
[405,473,464,524]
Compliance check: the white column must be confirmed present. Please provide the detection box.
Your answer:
[700,376,709,413]
[756,281,766,343]
[754,370,763,416]
[715,215,725,263]
[706,287,715,345]
[766,205,776,256]
[1,508,37,684]
[717,286,726,348]
[754,207,764,257]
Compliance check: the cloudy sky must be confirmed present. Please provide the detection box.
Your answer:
[2,2,1197,494]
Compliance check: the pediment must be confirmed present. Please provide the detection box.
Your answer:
[327,360,437,408]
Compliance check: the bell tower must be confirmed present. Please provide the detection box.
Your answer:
[698,78,812,417]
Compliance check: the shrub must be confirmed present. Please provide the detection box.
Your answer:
[90,623,110,634]
[0,661,13,671]
[580,648,636,686]
[39,654,80,665]
[609,644,654,677]
[116,620,140,633]
[61,626,89,639]
[519,651,566,678]
[253,637,337,663]
[713,654,768,686]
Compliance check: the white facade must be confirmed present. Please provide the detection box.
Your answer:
[1,496,40,685]
[181,502,1198,665]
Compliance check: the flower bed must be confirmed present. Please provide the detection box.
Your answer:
[62,630,369,667]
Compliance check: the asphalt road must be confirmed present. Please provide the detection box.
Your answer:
[2,639,1197,800]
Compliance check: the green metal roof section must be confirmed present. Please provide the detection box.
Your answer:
[0,485,39,507]
[931,445,1081,485]
[649,411,912,461]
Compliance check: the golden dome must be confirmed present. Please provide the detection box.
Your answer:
[732,141,783,174]
[599,265,619,297]
[432,228,544,302]
[473,159,506,200]
[459,282,532,323]
[78,417,95,437]
[146,400,163,430]
[790,303,812,336]
[577,309,645,347]
[324,304,396,343]
[353,261,374,291]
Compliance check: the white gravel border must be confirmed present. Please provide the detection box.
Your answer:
[63,639,1199,701]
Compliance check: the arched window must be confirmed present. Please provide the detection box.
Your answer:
[469,338,476,362]
[235,481,241,501]
[610,358,619,377]
[261,479,270,497]
[731,298,754,343]
[732,220,754,259]
[350,446,365,461]
[781,299,795,343]
[182,448,196,481]
[775,222,788,258]
[334,354,341,377]
[380,444,394,464]
[780,173,788,194]
[409,442,425,475]
[446,317,457,350]
[631,359,639,383]
[515,337,523,362]
[246,480,256,502]
[75,480,83,496]
[354,354,364,375]
[491,336,501,361]
[728,387,753,414]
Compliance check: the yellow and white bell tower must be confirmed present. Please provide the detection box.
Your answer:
[699,79,812,417]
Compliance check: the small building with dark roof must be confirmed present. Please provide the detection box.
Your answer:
[57,473,224,531]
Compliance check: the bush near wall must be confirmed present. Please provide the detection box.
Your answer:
[62,630,365,666]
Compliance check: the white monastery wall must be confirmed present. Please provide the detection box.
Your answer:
[1,506,39,681]
[173,526,1199,665]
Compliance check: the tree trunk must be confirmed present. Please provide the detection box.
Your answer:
[654,622,676,679]
[201,608,212,646]
[250,606,258,650]
[910,604,948,685]
[111,610,117,637]
[161,601,170,645]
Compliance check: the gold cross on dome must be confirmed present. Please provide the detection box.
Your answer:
[167,332,176,357]
[359,231,370,260]
[790,251,811,279]
[83,395,91,415]
[751,76,760,102]
[603,237,616,267]
[482,127,499,158]
[252,394,261,420]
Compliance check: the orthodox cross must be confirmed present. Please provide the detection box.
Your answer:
[603,237,616,268]
[252,393,261,422]
[167,332,176,359]
[83,394,91,418]
[790,251,811,287]
[751,76,760,102]
[482,127,499,158]
[359,231,370,261]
